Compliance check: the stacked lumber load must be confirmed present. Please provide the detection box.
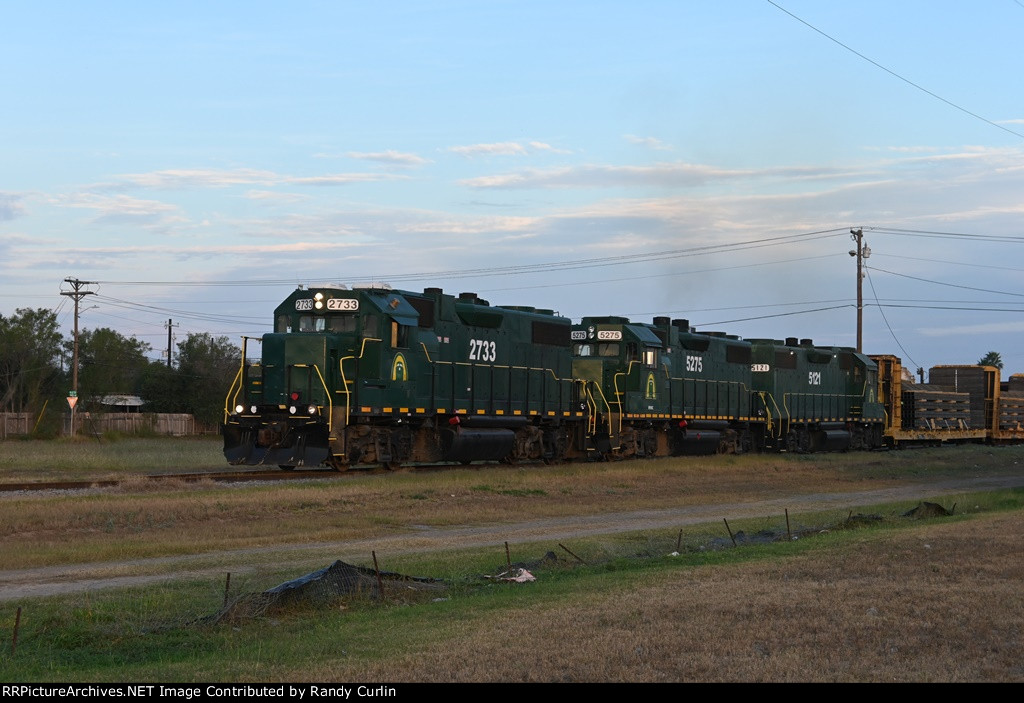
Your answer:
[929,366,990,429]
[1009,374,1024,394]
[999,389,1024,431]
[901,383,972,430]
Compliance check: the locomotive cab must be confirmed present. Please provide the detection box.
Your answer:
[573,316,669,458]
[223,284,379,468]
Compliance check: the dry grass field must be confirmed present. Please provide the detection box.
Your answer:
[324,511,1024,682]
[1,439,1023,681]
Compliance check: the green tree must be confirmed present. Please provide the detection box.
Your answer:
[977,351,1003,369]
[69,328,152,408]
[137,361,182,414]
[175,333,241,424]
[0,308,65,415]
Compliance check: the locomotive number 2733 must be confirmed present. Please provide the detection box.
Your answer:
[469,339,497,362]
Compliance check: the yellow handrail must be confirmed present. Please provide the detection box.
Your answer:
[223,365,244,423]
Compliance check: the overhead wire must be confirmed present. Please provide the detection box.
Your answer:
[479,253,843,293]
[868,266,1024,298]
[766,1,1024,140]
[865,267,920,370]
[90,228,850,287]
[693,304,854,328]
[867,227,1024,243]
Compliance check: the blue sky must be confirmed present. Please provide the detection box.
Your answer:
[2,1,1023,375]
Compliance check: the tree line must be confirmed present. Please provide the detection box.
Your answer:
[0,307,241,434]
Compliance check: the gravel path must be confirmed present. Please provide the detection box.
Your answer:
[3,473,1022,601]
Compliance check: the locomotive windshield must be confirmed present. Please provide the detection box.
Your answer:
[573,343,621,357]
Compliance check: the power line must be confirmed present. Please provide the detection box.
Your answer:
[93,295,265,326]
[868,227,1024,243]
[766,1,1024,140]
[868,265,1024,298]
[871,253,1024,274]
[479,253,842,294]
[694,304,854,328]
[91,228,849,287]
[865,267,920,370]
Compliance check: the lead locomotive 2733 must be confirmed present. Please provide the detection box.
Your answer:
[222,284,1024,470]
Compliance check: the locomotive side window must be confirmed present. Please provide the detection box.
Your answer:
[391,321,409,348]
[643,349,657,368]
[597,343,619,357]
[362,315,378,337]
[276,314,292,333]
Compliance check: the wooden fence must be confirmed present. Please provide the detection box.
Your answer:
[0,413,32,440]
[0,412,214,438]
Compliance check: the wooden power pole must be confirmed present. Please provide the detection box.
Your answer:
[849,229,869,353]
[60,277,95,435]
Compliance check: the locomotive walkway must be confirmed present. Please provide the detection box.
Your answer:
[3,473,1024,601]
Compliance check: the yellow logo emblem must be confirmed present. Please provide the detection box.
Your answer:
[391,353,408,381]
[645,372,657,399]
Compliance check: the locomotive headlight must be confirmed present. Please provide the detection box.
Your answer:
[250,405,258,414]
[307,404,317,415]
[314,292,324,310]
[289,405,298,415]
[314,292,324,301]
[234,404,245,415]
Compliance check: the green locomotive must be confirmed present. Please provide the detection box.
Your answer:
[748,338,885,452]
[223,285,887,469]
[572,317,754,457]
[223,285,586,470]
[571,318,885,458]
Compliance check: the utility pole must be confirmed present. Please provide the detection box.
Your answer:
[60,277,96,436]
[165,318,179,368]
[849,229,870,353]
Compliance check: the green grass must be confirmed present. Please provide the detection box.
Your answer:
[0,436,225,482]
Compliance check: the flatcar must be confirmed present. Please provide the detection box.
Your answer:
[872,356,1024,446]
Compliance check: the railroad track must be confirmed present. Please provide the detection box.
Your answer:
[0,468,345,493]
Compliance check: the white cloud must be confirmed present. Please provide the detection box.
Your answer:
[449,142,529,157]
[624,135,673,151]
[918,320,1024,337]
[346,150,431,167]
[244,190,310,203]
[287,173,407,186]
[59,193,181,217]
[527,141,572,154]
[95,168,403,191]
[115,169,280,189]
[460,162,751,189]
[0,193,26,221]
[448,141,570,157]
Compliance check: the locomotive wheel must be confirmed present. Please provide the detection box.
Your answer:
[785,431,799,453]
[738,430,754,454]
